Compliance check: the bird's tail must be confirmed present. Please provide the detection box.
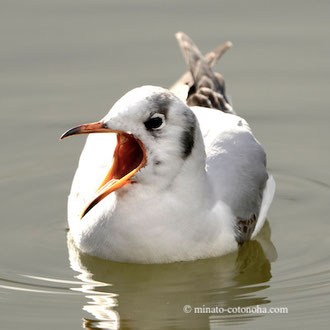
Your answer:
[170,32,234,114]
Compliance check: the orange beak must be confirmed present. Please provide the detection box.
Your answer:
[61,122,147,219]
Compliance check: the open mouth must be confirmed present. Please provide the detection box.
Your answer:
[60,122,147,219]
[82,133,147,218]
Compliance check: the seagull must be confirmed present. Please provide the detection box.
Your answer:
[61,32,275,264]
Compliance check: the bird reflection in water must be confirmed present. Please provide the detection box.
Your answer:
[67,221,277,329]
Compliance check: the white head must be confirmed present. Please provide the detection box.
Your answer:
[61,86,205,217]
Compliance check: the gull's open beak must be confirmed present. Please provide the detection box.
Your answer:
[61,122,147,219]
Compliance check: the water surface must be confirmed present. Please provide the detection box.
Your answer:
[1,0,330,329]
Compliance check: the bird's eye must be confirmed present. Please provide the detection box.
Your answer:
[144,113,166,131]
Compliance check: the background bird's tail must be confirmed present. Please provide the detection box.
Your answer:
[170,32,234,114]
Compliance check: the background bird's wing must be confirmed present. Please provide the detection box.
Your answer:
[171,32,234,114]
[170,37,231,90]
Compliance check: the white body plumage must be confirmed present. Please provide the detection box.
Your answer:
[66,86,275,263]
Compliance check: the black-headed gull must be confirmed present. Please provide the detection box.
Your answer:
[61,32,275,263]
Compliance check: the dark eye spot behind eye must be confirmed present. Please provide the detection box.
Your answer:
[144,117,163,131]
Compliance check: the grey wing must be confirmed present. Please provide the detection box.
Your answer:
[205,127,269,244]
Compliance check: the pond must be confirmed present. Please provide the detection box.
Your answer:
[1,0,330,329]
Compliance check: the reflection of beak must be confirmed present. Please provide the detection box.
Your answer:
[61,122,147,219]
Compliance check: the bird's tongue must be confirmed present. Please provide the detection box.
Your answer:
[107,134,144,181]
[82,133,146,218]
